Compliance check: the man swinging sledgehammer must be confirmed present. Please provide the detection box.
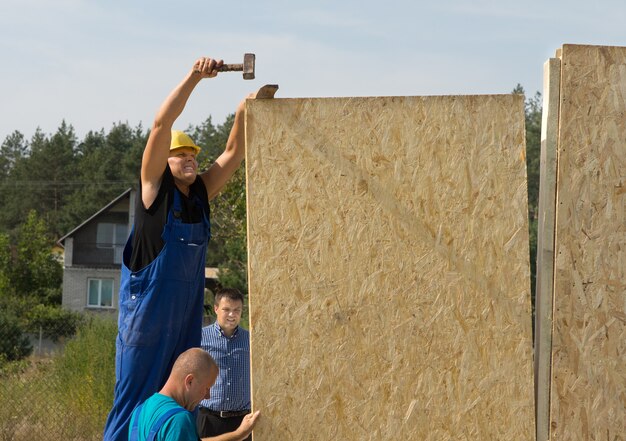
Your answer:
[103,56,257,441]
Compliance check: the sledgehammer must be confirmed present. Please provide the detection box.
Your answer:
[219,53,256,80]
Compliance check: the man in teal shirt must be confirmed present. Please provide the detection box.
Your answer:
[129,348,259,441]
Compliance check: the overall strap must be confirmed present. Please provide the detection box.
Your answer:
[171,187,183,219]
[162,187,184,242]
[146,407,187,441]
[162,183,211,242]
[191,192,212,237]
[130,403,187,441]
[128,403,144,441]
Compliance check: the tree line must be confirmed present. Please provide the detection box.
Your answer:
[0,86,541,363]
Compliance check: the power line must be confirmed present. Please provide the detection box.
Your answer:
[0,180,135,194]
[0,180,135,186]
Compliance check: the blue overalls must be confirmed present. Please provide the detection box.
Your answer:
[103,188,210,441]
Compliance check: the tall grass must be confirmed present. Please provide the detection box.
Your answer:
[0,317,117,440]
[51,316,117,439]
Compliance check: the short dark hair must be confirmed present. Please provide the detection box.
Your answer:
[214,288,245,306]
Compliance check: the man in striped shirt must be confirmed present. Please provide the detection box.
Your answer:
[197,288,251,440]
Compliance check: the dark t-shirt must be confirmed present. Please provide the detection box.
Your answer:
[128,165,210,272]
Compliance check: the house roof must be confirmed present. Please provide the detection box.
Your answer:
[57,188,133,247]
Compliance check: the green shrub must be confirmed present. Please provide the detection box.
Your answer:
[26,304,85,342]
[0,310,32,362]
[0,294,37,327]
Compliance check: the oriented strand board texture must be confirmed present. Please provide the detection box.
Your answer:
[245,95,534,440]
[550,44,626,440]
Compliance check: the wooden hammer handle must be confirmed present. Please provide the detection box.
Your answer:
[219,63,243,72]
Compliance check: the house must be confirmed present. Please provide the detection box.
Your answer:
[57,188,221,317]
[57,188,135,316]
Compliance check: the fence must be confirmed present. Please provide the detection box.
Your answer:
[0,317,116,441]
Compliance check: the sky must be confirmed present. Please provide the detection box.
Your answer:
[1,0,625,143]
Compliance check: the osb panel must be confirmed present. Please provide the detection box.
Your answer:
[550,44,626,440]
[245,95,533,440]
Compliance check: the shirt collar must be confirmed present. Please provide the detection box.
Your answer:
[213,321,239,338]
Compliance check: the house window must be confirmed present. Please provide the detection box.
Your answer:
[88,278,114,308]
[97,223,128,249]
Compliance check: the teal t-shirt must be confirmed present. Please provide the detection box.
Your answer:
[129,393,198,441]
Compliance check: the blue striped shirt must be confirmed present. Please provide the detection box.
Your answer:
[199,322,250,411]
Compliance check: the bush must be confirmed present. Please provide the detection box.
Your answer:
[26,304,85,342]
[0,310,32,362]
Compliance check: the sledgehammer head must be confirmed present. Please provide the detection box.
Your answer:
[242,53,255,80]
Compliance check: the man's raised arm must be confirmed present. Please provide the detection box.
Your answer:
[141,57,223,208]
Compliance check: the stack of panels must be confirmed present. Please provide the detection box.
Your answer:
[538,44,626,441]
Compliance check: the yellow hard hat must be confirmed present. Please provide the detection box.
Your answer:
[170,130,201,154]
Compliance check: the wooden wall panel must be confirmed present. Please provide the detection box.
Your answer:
[549,44,626,440]
[245,95,534,440]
